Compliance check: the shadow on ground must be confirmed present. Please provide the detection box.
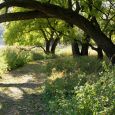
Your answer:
[0,60,49,115]
[0,92,47,115]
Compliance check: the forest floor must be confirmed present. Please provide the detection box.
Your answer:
[0,60,49,115]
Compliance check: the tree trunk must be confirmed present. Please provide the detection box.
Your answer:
[51,38,60,54]
[45,40,50,54]
[111,54,115,65]
[81,35,90,56]
[97,47,103,60]
[81,43,89,56]
[72,17,115,59]
[72,39,81,56]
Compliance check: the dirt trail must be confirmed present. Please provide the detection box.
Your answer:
[0,61,48,115]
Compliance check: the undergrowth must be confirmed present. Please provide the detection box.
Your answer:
[41,57,115,115]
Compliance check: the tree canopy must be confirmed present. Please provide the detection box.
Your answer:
[0,0,115,60]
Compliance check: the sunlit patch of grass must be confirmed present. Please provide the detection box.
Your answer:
[48,68,65,82]
[56,45,99,57]
[57,45,72,56]
[0,103,3,110]
[4,87,23,100]
[88,47,97,56]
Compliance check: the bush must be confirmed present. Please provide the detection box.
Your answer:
[0,46,44,74]
[42,57,115,115]
[3,48,32,70]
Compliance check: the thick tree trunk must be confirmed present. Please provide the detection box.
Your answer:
[81,35,90,56]
[51,38,60,54]
[97,47,103,60]
[81,43,89,56]
[111,54,115,65]
[72,39,81,56]
[73,18,115,59]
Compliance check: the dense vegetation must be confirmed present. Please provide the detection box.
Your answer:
[42,57,115,114]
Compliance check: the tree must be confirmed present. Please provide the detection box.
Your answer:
[4,17,65,54]
[0,0,115,63]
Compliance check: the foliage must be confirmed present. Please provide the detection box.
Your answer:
[0,49,8,74]
[3,16,66,46]
[3,48,32,70]
[4,20,44,45]
[3,0,115,57]
[0,47,44,74]
[42,57,115,115]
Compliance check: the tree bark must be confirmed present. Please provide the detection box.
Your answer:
[51,38,60,54]
[81,35,90,56]
[97,47,103,60]
[111,54,115,65]
[72,39,81,56]
[88,43,104,59]
[45,40,51,54]
[81,43,89,56]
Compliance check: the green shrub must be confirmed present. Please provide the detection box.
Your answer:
[0,47,44,74]
[2,48,33,70]
[42,57,115,115]
[74,56,103,74]
[0,50,8,74]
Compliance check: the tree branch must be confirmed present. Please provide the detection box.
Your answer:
[0,0,41,10]
[17,45,46,53]
[40,28,48,41]
[0,11,50,23]
[75,39,99,52]
[47,18,62,37]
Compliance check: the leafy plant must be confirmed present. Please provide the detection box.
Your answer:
[42,57,115,115]
[0,47,45,74]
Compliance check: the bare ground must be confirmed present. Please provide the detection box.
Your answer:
[0,60,48,115]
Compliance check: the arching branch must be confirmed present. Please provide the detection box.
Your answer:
[0,0,115,58]
[0,11,50,23]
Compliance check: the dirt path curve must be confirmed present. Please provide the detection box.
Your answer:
[0,61,48,115]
